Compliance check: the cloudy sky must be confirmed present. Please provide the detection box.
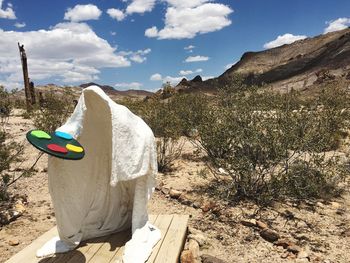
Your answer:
[0,0,349,91]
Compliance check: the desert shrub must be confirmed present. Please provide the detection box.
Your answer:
[194,78,349,204]
[32,89,76,132]
[277,158,344,200]
[0,88,25,200]
[0,86,12,124]
[170,93,210,137]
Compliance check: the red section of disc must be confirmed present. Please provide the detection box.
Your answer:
[47,144,68,154]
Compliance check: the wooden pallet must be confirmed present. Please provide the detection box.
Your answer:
[5,214,188,263]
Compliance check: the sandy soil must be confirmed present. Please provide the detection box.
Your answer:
[0,110,350,263]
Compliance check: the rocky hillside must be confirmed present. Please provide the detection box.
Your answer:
[177,28,350,93]
[15,83,153,102]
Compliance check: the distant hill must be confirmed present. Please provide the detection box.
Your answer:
[14,82,153,102]
[79,82,115,93]
[79,82,153,99]
[176,27,350,93]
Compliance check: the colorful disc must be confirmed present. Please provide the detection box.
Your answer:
[26,129,84,160]
[55,131,73,140]
[66,144,84,153]
[47,144,68,154]
[31,130,51,139]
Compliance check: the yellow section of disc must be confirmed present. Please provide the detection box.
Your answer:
[66,144,84,153]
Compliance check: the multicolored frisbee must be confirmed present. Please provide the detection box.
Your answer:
[26,129,85,160]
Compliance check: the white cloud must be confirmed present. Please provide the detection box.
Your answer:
[179,70,193,75]
[0,22,146,88]
[150,73,162,81]
[184,55,209,62]
[14,22,26,28]
[163,75,184,85]
[115,82,143,90]
[107,8,126,21]
[179,68,202,75]
[145,26,158,37]
[149,73,184,85]
[0,0,16,19]
[118,48,151,63]
[126,0,156,14]
[110,31,117,36]
[130,54,146,63]
[184,45,195,50]
[263,33,307,49]
[64,4,102,22]
[324,18,350,34]
[145,2,233,39]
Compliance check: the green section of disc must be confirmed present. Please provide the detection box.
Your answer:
[31,130,51,139]
[26,130,85,160]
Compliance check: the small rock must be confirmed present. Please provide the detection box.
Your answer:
[8,239,19,246]
[181,250,194,263]
[188,233,206,246]
[202,254,227,263]
[274,239,294,249]
[287,244,302,254]
[188,239,200,260]
[256,220,268,229]
[192,202,200,209]
[14,203,26,213]
[260,228,280,242]
[241,219,257,227]
[169,189,182,199]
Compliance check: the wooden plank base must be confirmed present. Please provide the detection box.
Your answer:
[5,215,189,263]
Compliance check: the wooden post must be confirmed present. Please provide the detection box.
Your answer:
[18,43,31,111]
[29,80,36,105]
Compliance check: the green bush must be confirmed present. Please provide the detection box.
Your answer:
[194,78,349,204]
[32,89,75,133]
[0,87,24,201]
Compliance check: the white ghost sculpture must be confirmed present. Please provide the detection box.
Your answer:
[36,86,161,263]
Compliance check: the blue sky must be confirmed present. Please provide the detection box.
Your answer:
[0,0,349,91]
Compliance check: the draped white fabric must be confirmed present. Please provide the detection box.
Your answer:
[36,86,160,262]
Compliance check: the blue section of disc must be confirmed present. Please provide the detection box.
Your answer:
[55,131,73,140]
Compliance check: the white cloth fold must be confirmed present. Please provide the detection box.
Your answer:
[37,86,160,262]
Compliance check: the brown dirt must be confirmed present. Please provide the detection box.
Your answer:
[1,110,350,263]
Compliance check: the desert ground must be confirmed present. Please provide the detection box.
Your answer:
[1,110,350,263]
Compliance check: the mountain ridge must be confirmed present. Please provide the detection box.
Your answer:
[176,28,350,93]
